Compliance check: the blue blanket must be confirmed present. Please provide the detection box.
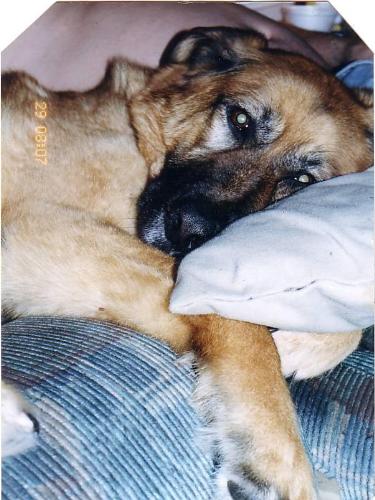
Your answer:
[2,317,373,499]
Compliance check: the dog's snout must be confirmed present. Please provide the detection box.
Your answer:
[166,200,220,254]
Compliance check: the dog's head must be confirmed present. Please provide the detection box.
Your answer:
[132,27,373,256]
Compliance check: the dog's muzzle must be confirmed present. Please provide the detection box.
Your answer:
[137,192,223,257]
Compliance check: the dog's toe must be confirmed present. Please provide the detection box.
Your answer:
[228,480,249,500]
[215,463,280,500]
[226,478,279,500]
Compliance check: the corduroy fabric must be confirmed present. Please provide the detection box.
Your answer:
[2,317,214,500]
[290,348,374,500]
[2,317,373,499]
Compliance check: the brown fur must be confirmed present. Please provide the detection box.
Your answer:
[2,33,372,499]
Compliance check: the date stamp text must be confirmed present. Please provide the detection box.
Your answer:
[34,101,48,165]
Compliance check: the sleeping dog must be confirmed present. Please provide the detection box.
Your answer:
[2,27,373,499]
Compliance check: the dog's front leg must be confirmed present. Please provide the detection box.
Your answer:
[2,202,192,352]
[4,203,313,498]
[190,315,315,500]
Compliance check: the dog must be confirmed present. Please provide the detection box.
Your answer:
[2,27,373,499]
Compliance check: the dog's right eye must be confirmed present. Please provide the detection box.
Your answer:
[230,108,251,130]
[227,106,255,142]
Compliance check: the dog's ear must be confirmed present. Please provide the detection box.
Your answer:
[350,88,374,150]
[159,26,267,71]
[96,58,154,98]
[351,87,373,108]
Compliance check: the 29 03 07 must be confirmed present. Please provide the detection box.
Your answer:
[34,101,48,165]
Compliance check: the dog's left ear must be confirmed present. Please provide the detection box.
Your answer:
[352,88,374,138]
[159,26,267,71]
[350,87,374,152]
[351,87,373,108]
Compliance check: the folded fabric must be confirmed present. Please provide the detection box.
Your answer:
[170,168,374,332]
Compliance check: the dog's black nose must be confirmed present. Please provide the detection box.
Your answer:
[166,200,220,254]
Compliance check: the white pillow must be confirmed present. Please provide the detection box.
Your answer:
[170,168,374,333]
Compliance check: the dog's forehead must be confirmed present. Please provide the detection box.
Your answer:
[223,61,323,103]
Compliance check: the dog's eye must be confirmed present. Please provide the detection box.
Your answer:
[230,108,251,130]
[227,106,256,143]
[294,173,315,184]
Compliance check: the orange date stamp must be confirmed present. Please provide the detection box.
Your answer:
[34,101,48,165]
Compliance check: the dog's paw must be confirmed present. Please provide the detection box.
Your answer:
[213,432,315,500]
[2,382,39,457]
[195,371,315,500]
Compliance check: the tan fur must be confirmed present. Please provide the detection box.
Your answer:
[2,48,372,498]
[273,330,362,380]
